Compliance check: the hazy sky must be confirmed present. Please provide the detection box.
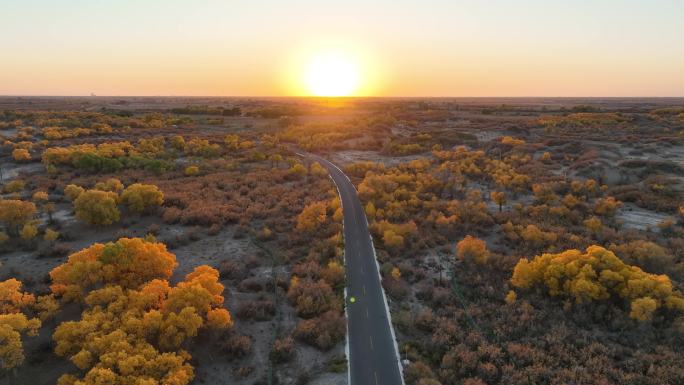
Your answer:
[1,0,683,96]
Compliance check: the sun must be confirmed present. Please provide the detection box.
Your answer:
[304,51,361,97]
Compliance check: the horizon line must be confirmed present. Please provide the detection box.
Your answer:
[2,95,684,99]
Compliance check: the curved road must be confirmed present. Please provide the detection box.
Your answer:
[305,154,404,385]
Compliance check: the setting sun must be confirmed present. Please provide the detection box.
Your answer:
[303,51,361,97]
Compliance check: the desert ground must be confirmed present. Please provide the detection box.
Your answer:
[1,96,683,385]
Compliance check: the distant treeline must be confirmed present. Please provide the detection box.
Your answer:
[170,105,242,116]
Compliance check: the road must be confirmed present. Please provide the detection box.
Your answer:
[307,154,404,385]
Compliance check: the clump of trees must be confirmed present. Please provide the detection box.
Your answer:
[67,181,164,225]
[0,279,41,371]
[0,278,57,372]
[0,199,37,236]
[511,245,684,322]
[50,237,232,385]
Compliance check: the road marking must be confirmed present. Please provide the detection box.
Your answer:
[370,335,374,350]
[366,307,369,318]
[375,371,379,385]
[363,285,366,295]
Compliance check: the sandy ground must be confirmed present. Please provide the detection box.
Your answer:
[617,203,671,231]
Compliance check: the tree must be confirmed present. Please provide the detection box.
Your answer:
[11,148,30,162]
[321,260,345,290]
[94,178,124,193]
[50,237,177,301]
[170,135,186,151]
[0,279,36,314]
[184,165,199,176]
[50,257,231,385]
[74,189,120,225]
[630,297,657,322]
[0,313,41,370]
[63,184,85,201]
[0,279,41,371]
[584,216,602,235]
[490,191,506,212]
[540,151,551,163]
[594,196,621,216]
[44,229,60,242]
[288,163,308,178]
[120,183,164,214]
[609,240,674,275]
[456,235,489,265]
[310,162,328,177]
[296,201,327,233]
[32,191,48,202]
[19,223,37,242]
[383,230,405,250]
[0,200,37,236]
[511,245,684,321]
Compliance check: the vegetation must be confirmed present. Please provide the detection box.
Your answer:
[1,99,682,384]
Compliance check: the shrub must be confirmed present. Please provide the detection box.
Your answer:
[222,335,252,360]
[287,277,337,318]
[3,180,25,194]
[293,311,345,350]
[271,337,295,363]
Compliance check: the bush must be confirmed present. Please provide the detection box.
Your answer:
[270,337,294,364]
[294,311,345,350]
[222,334,252,360]
[235,300,275,321]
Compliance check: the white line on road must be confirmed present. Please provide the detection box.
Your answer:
[370,335,374,350]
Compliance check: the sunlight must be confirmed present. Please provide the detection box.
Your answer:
[303,51,361,97]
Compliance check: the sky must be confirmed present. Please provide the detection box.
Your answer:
[1,0,683,97]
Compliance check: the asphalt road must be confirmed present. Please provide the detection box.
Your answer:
[308,154,404,385]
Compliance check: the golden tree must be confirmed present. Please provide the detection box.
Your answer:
[11,148,30,162]
[456,235,489,265]
[51,262,231,385]
[50,237,177,301]
[511,245,684,321]
[296,201,328,233]
[19,223,37,242]
[74,189,120,225]
[490,191,506,212]
[120,183,164,213]
[0,200,37,236]
[0,279,41,370]
[94,178,124,193]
